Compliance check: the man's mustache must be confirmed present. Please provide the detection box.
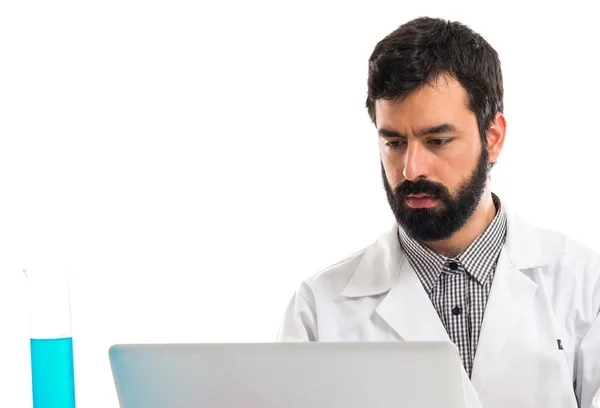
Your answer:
[395,179,449,198]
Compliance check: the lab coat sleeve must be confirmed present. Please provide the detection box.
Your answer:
[576,268,600,408]
[276,287,318,342]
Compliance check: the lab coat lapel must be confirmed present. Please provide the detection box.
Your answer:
[470,244,539,396]
[375,252,450,342]
[341,224,450,341]
[469,206,564,396]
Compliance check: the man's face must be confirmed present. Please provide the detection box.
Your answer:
[376,76,490,242]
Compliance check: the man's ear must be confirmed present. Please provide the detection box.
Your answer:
[486,111,506,165]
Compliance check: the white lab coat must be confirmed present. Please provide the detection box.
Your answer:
[277,206,600,408]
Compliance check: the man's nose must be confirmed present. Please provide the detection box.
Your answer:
[402,142,430,181]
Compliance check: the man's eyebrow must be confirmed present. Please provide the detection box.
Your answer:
[378,123,458,138]
[378,128,405,138]
[416,123,458,137]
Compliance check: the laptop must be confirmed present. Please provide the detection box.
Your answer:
[109,341,467,408]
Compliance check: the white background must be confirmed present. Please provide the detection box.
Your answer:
[1,1,598,407]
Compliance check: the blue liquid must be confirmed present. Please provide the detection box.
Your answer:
[30,338,76,408]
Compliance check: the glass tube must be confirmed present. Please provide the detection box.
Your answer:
[24,263,76,408]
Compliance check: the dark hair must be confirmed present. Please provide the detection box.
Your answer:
[366,17,503,148]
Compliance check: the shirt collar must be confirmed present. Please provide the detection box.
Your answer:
[340,199,569,299]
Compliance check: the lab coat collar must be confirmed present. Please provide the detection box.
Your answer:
[340,203,567,298]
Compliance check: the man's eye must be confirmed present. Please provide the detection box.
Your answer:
[386,140,405,148]
[429,138,451,146]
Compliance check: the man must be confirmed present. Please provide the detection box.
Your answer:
[276,17,600,408]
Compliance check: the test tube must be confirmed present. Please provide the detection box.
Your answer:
[24,264,76,408]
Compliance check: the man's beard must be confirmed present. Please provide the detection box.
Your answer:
[383,148,490,242]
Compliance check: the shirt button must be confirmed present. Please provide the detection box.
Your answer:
[449,261,459,271]
[452,306,462,316]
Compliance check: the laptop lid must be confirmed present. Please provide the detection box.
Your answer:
[109,341,467,408]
